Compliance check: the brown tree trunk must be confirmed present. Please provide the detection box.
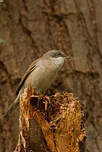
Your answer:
[0,0,102,152]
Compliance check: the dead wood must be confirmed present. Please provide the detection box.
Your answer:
[14,88,86,152]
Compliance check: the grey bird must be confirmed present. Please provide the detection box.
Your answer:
[3,50,70,120]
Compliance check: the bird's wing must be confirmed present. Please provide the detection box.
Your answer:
[16,59,38,95]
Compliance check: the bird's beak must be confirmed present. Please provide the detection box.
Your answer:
[64,56,72,59]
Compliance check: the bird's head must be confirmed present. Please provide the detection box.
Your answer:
[42,50,71,70]
[43,50,71,59]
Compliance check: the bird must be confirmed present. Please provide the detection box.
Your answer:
[3,50,71,120]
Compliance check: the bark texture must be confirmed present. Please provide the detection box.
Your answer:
[0,0,102,152]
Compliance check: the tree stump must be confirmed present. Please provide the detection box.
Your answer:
[14,88,86,152]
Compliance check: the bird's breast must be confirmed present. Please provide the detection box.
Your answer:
[24,61,58,93]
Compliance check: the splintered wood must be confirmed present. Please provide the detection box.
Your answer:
[14,88,86,152]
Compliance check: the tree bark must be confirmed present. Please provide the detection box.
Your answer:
[0,0,102,152]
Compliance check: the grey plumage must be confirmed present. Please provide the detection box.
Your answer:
[3,50,69,120]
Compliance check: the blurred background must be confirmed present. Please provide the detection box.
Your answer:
[0,0,102,152]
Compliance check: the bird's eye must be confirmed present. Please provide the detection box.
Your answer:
[50,51,66,58]
[51,53,61,58]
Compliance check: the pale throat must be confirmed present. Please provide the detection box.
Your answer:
[50,57,64,70]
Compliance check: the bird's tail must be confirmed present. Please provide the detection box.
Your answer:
[4,95,19,121]
[0,95,19,131]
